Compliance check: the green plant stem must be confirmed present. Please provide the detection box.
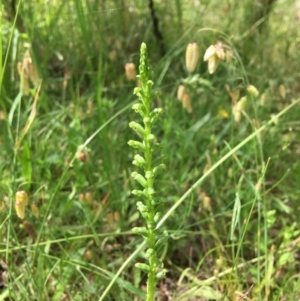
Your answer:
[143,87,156,301]
[129,43,163,301]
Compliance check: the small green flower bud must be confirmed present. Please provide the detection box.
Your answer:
[137,201,149,219]
[132,189,148,200]
[147,222,156,230]
[150,108,163,121]
[141,212,149,219]
[154,212,162,223]
[133,87,142,95]
[129,121,146,136]
[132,103,140,110]
[147,80,154,87]
[146,248,154,257]
[137,201,148,212]
[135,263,151,273]
[132,103,143,112]
[155,269,168,280]
[145,171,153,179]
[143,117,151,124]
[132,154,146,167]
[146,188,155,195]
[131,172,147,187]
[153,164,166,177]
[152,108,163,115]
[146,134,155,141]
[134,91,144,102]
[151,199,157,206]
[132,227,149,237]
[135,154,146,163]
[128,140,145,151]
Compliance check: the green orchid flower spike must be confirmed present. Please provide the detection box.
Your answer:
[128,42,168,301]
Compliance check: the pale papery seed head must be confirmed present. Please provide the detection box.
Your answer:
[203,45,216,61]
[185,43,200,73]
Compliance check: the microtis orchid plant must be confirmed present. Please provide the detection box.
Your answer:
[128,43,168,301]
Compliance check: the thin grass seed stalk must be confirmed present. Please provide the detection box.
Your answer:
[128,43,167,301]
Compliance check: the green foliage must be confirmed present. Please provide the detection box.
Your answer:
[0,1,300,301]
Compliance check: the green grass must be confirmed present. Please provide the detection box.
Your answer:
[1,1,300,300]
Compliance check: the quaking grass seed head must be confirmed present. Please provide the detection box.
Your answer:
[85,192,93,204]
[177,84,185,101]
[125,63,136,80]
[76,145,89,162]
[232,96,247,123]
[247,85,259,98]
[204,42,231,74]
[15,200,25,219]
[182,93,193,113]
[236,96,248,111]
[185,43,200,73]
[16,191,28,206]
[232,102,239,123]
[107,211,120,228]
[203,45,220,74]
[15,191,29,219]
[215,42,225,60]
